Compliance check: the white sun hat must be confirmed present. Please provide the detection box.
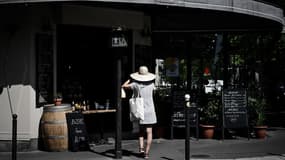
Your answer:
[130,66,156,82]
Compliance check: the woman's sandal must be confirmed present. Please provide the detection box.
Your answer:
[139,148,145,157]
[139,148,144,153]
[144,153,150,159]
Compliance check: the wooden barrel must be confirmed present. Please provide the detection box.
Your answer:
[41,104,71,151]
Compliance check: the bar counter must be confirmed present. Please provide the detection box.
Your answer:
[82,109,116,114]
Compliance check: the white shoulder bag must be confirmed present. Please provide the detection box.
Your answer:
[129,88,144,121]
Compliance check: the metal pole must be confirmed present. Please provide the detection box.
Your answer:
[185,94,190,160]
[115,57,122,159]
[12,114,17,160]
[112,26,127,159]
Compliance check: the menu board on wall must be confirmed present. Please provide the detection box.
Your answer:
[223,89,248,128]
[36,33,53,107]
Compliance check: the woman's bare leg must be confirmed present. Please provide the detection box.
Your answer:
[138,127,145,153]
[145,126,153,155]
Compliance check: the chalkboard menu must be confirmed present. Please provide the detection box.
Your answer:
[170,107,199,139]
[223,89,248,128]
[172,90,186,108]
[171,108,199,127]
[66,112,89,152]
[36,33,54,107]
[172,90,199,125]
[172,111,185,128]
[171,90,186,130]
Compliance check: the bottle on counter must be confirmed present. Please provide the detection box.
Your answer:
[82,100,86,111]
[71,101,75,112]
[86,100,90,110]
[95,102,100,110]
[105,99,110,110]
[75,102,81,111]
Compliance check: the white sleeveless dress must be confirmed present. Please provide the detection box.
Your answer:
[130,82,157,124]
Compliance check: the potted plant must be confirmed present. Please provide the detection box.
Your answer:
[199,92,221,139]
[248,96,268,139]
[54,93,63,106]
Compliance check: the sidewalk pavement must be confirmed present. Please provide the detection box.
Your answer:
[1,128,285,160]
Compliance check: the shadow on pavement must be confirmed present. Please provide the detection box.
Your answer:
[90,149,143,159]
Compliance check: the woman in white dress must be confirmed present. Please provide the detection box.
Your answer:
[122,66,157,159]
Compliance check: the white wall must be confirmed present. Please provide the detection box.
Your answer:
[0,28,43,140]
[0,6,55,140]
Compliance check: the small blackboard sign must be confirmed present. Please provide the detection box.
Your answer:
[172,110,185,128]
[66,112,89,152]
[223,89,248,128]
[172,90,186,108]
[170,107,199,139]
[172,109,198,127]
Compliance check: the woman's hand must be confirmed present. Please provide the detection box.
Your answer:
[122,79,131,89]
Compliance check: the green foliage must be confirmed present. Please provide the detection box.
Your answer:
[200,93,221,125]
[248,96,267,126]
[230,54,245,66]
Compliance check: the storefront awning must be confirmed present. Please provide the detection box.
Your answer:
[1,0,284,32]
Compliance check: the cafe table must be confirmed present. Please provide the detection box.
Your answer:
[82,109,116,144]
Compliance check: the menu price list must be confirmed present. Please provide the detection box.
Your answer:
[66,112,89,152]
[223,89,248,128]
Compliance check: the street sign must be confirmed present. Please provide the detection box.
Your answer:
[111,36,128,47]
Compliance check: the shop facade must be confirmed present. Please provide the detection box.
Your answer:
[0,0,284,151]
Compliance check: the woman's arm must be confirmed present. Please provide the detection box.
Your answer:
[122,79,131,89]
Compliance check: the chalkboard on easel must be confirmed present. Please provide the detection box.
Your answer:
[170,108,199,139]
[171,109,199,127]
[171,89,187,130]
[66,112,89,152]
[222,88,250,140]
[172,90,199,126]
[170,89,199,139]
[223,89,248,128]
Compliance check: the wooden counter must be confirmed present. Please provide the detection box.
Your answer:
[82,109,116,114]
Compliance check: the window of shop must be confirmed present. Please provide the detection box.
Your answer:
[56,25,134,136]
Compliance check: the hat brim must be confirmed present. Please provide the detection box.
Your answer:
[130,72,156,82]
